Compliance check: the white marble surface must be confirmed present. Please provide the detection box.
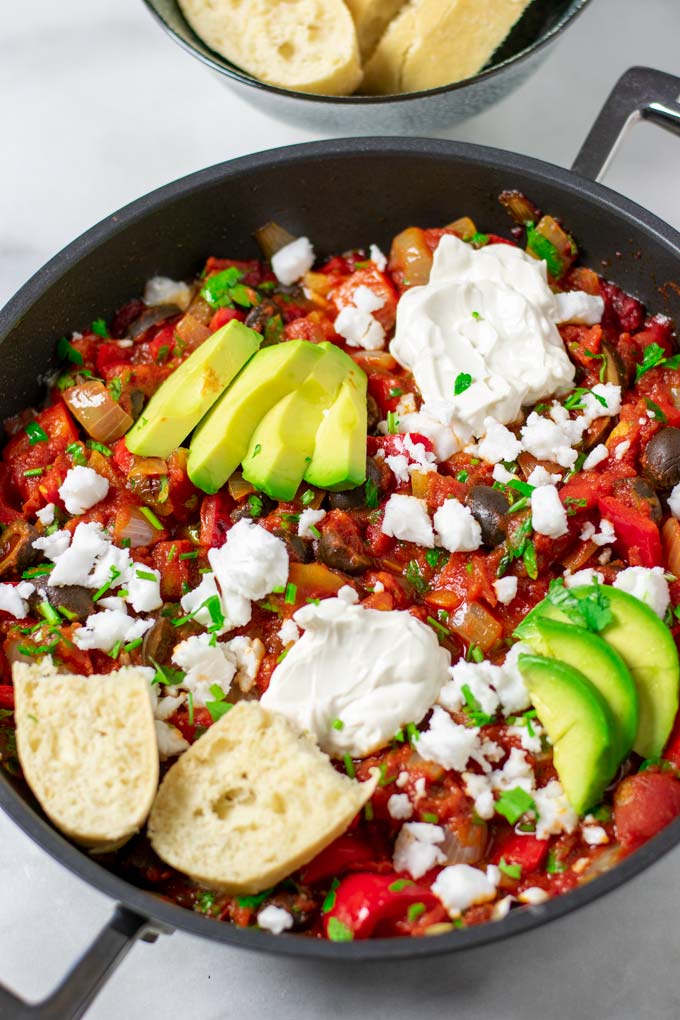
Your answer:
[0,0,679,1017]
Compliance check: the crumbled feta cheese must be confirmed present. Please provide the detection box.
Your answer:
[35,503,55,526]
[387,793,413,820]
[462,746,536,821]
[58,466,109,516]
[155,720,189,760]
[172,632,237,706]
[0,581,34,619]
[494,643,532,715]
[180,572,241,634]
[335,304,386,351]
[385,453,410,484]
[613,565,670,619]
[257,905,294,934]
[74,609,152,652]
[492,463,517,485]
[48,522,109,587]
[398,408,460,462]
[209,519,289,602]
[32,529,71,561]
[581,384,621,424]
[440,660,500,717]
[614,440,630,461]
[417,706,492,772]
[353,285,385,315]
[468,418,522,465]
[669,483,680,519]
[432,864,499,918]
[150,686,185,721]
[125,563,162,613]
[396,393,417,417]
[224,635,264,693]
[583,444,609,470]
[393,822,446,879]
[369,244,387,271]
[580,518,615,547]
[582,824,609,846]
[533,780,579,840]
[565,568,604,588]
[97,596,127,612]
[403,434,437,471]
[396,770,409,788]
[278,618,301,646]
[87,543,133,592]
[527,465,561,487]
[143,275,192,311]
[271,237,315,286]
[433,498,482,553]
[297,508,326,539]
[553,291,604,326]
[494,576,518,605]
[520,410,579,469]
[492,895,515,920]
[518,886,550,905]
[381,494,434,546]
[531,484,568,538]
[507,720,544,755]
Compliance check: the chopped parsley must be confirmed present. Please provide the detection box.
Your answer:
[564,387,607,411]
[461,682,492,726]
[405,559,429,594]
[57,335,84,365]
[23,467,44,478]
[91,318,108,337]
[425,548,448,569]
[322,878,340,913]
[364,478,379,509]
[386,410,399,434]
[331,718,344,731]
[407,902,426,923]
[25,421,48,445]
[66,441,88,466]
[635,342,680,382]
[284,582,297,605]
[139,506,163,530]
[546,849,567,874]
[87,440,112,456]
[583,348,608,383]
[544,577,613,632]
[205,682,233,722]
[389,879,414,892]
[498,858,522,880]
[301,489,315,506]
[327,917,354,942]
[247,493,264,517]
[645,398,667,422]
[495,786,535,824]
[456,469,469,483]
[343,754,356,779]
[200,266,244,308]
[454,372,473,396]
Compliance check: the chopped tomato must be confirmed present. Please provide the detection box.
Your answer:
[301,835,380,885]
[330,266,398,332]
[614,771,680,851]
[597,496,663,567]
[209,307,245,332]
[199,492,234,547]
[491,831,549,873]
[323,872,440,940]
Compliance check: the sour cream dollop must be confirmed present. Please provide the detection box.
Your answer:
[390,235,603,443]
[261,588,450,757]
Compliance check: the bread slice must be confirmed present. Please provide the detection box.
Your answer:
[344,0,409,59]
[13,661,159,851]
[178,0,362,96]
[148,701,376,894]
[362,0,535,95]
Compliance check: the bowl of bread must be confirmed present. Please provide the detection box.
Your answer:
[142,0,591,132]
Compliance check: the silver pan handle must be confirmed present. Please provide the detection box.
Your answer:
[572,66,680,181]
[0,906,161,1020]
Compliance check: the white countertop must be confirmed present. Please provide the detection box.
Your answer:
[1,0,679,1017]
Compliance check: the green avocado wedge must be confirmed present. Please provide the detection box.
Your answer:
[518,654,617,814]
[524,618,638,763]
[187,340,324,494]
[304,359,367,491]
[126,320,261,459]
[241,342,351,501]
[515,583,680,760]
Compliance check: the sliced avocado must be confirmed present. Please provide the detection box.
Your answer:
[241,342,349,502]
[518,654,616,814]
[187,340,323,494]
[304,357,367,491]
[526,618,638,763]
[126,320,261,459]
[516,584,679,759]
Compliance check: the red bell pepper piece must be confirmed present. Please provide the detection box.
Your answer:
[0,686,15,709]
[323,872,440,940]
[597,496,663,567]
[209,308,246,332]
[112,437,135,476]
[95,341,133,376]
[301,835,379,885]
[491,831,549,874]
[199,492,234,547]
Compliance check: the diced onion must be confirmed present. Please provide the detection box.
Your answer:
[114,504,158,547]
[662,518,680,578]
[62,382,133,443]
[254,221,297,260]
[446,217,477,241]
[449,600,502,652]
[175,312,211,347]
[228,471,255,502]
[499,190,541,226]
[561,539,598,573]
[350,350,398,372]
[389,227,433,288]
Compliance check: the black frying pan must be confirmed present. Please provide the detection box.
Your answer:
[1,65,680,1020]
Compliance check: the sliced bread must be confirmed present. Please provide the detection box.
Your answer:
[148,701,376,894]
[178,0,362,96]
[362,0,535,95]
[344,0,409,60]
[13,661,159,851]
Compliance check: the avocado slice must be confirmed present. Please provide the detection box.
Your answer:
[187,340,323,494]
[241,342,349,502]
[126,320,261,459]
[516,584,680,759]
[525,618,638,764]
[518,654,616,814]
[304,358,368,491]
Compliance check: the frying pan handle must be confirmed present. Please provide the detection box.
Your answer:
[572,66,680,181]
[0,905,165,1020]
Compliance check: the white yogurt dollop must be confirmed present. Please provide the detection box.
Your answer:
[390,235,603,444]
[261,588,450,757]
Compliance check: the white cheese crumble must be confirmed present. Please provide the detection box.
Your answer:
[583,444,609,470]
[208,520,289,602]
[387,793,413,820]
[468,418,522,465]
[257,905,294,934]
[580,519,616,547]
[532,780,578,840]
[613,566,670,619]
[433,499,482,552]
[432,864,500,918]
[527,465,561,487]
[669,483,680,519]
[35,503,55,526]
[126,563,162,613]
[58,466,109,516]
[614,440,631,461]
[45,522,109,587]
[381,494,434,547]
[392,822,446,879]
[226,635,264,693]
[565,568,604,588]
[271,237,315,286]
[531,484,568,538]
[0,581,34,619]
[155,720,190,760]
[297,508,326,538]
[493,576,518,605]
[143,275,192,311]
[582,824,609,846]
[552,290,604,325]
[518,887,550,905]
[261,592,450,757]
[172,632,237,706]
[74,608,152,652]
[278,618,301,646]
[417,706,497,773]
[32,530,70,561]
[369,243,387,271]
